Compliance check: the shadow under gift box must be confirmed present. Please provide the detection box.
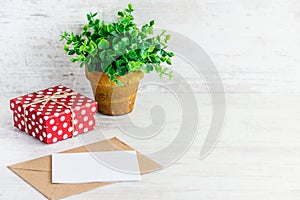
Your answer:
[9,85,98,144]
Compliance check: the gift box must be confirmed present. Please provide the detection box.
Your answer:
[9,85,98,144]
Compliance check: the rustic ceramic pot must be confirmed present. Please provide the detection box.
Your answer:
[85,67,144,116]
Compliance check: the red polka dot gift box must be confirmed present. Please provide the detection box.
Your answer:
[9,85,98,144]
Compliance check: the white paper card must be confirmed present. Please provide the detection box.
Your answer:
[52,151,141,183]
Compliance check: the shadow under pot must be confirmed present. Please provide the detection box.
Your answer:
[85,67,144,116]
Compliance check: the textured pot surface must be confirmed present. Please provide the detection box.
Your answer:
[85,68,144,116]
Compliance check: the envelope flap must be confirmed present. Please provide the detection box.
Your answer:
[7,167,57,199]
[9,155,51,172]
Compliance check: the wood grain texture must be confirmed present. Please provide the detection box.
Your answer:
[1,0,300,199]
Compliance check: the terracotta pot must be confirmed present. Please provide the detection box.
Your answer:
[85,67,144,116]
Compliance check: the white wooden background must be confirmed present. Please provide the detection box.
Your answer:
[1,0,300,199]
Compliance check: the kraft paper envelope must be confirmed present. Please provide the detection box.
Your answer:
[8,137,162,200]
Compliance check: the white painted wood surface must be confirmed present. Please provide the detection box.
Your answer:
[1,0,300,199]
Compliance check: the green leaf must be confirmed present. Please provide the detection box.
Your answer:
[128,3,134,11]
[165,34,171,42]
[99,50,106,59]
[128,50,137,59]
[166,58,172,65]
[80,62,85,68]
[149,20,155,26]
[98,39,110,49]
[167,52,174,57]
[68,50,75,55]
[64,45,69,51]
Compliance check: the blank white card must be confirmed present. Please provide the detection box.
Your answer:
[52,151,141,183]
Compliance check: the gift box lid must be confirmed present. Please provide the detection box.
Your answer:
[9,85,98,128]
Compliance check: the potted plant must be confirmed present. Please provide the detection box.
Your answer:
[60,4,174,116]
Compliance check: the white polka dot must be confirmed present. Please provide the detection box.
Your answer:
[17,97,23,100]
[57,106,63,109]
[68,127,73,132]
[56,109,62,112]
[21,120,24,125]
[78,124,83,129]
[18,124,22,129]
[65,109,70,114]
[61,99,66,102]
[24,101,30,104]
[69,99,75,102]
[29,108,34,112]
[31,104,37,107]
[81,110,86,115]
[77,103,82,106]
[63,122,68,128]
[83,116,88,122]
[46,92,52,95]
[48,105,54,108]
[91,107,96,112]
[52,137,58,143]
[44,116,49,120]
[71,95,76,99]
[78,99,84,102]
[39,125,43,130]
[31,121,35,126]
[18,106,22,112]
[73,131,78,136]
[39,118,43,124]
[45,112,51,115]
[66,89,71,92]
[42,132,46,137]
[52,126,57,131]
[35,128,39,133]
[16,100,21,104]
[58,130,63,135]
[28,94,33,97]
[86,103,91,107]
[47,133,52,139]
[47,109,52,112]
[74,119,78,124]
[26,97,32,100]
[14,116,18,122]
[32,132,36,137]
[87,99,92,102]
[32,114,36,120]
[54,112,59,117]
[28,124,32,130]
[60,116,65,121]
[80,96,85,99]
[50,102,56,105]
[84,128,89,133]
[39,136,43,141]
[75,106,81,111]
[11,102,15,108]
[88,120,94,126]
[49,119,55,125]
[37,111,42,116]
[63,134,68,139]
[48,88,54,91]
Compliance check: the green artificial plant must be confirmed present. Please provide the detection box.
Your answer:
[61,3,174,84]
